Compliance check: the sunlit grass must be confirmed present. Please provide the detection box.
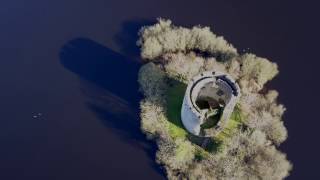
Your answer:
[215,105,244,141]
[164,79,245,157]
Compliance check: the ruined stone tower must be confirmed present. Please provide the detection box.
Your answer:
[181,71,240,137]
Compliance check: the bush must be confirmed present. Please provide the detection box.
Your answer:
[162,52,231,83]
[226,57,241,80]
[163,52,204,82]
[138,62,167,101]
[137,18,237,61]
[239,53,279,92]
[187,130,291,180]
[140,100,168,139]
[241,90,287,145]
[248,145,292,180]
[157,139,195,179]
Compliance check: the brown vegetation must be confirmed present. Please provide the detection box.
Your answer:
[138,19,291,180]
[137,18,237,61]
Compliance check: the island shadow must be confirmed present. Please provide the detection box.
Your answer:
[59,38,165,177]
[114,19,155,59]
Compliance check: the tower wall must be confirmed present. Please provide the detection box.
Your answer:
[180,71,240,137]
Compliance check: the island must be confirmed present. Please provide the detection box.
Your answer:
[137,18,292,180]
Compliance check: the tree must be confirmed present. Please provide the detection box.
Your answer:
[163,52,204,82]
[138,62,167,101]
[239,53,279,92]
[137,18,237,61]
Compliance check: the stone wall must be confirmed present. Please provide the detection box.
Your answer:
[180,71,240,137]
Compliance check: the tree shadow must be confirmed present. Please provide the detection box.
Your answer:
[166,79,187,129]
[59,38,165,178]
[114,19,155,59]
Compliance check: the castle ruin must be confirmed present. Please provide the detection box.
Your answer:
[181,71,240,137]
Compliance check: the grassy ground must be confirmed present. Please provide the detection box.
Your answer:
[165,80,188,139]
[215,105,244,141]
[165,79,245,157]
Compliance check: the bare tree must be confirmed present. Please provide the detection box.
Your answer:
[138,18,237,60]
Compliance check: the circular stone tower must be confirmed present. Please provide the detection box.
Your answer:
[181,71,240,137]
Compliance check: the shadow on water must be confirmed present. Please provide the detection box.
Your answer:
[59,38,165,177]
[114,19,155,59]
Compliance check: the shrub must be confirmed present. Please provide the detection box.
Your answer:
[140,100,168,139]
[247,145,292,180]
[163,52,204,82]
[138,62,167,101]
[157,139,195,176]
[239,53,279,92]
[226,57,241,80]
[188,130,292,180]
[242,90,287,145]
[203,57,228,73]
[138,18,237,61]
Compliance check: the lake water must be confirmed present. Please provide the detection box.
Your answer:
[0,0,319,179]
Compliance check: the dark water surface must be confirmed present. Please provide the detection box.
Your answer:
[0,0,319,179]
